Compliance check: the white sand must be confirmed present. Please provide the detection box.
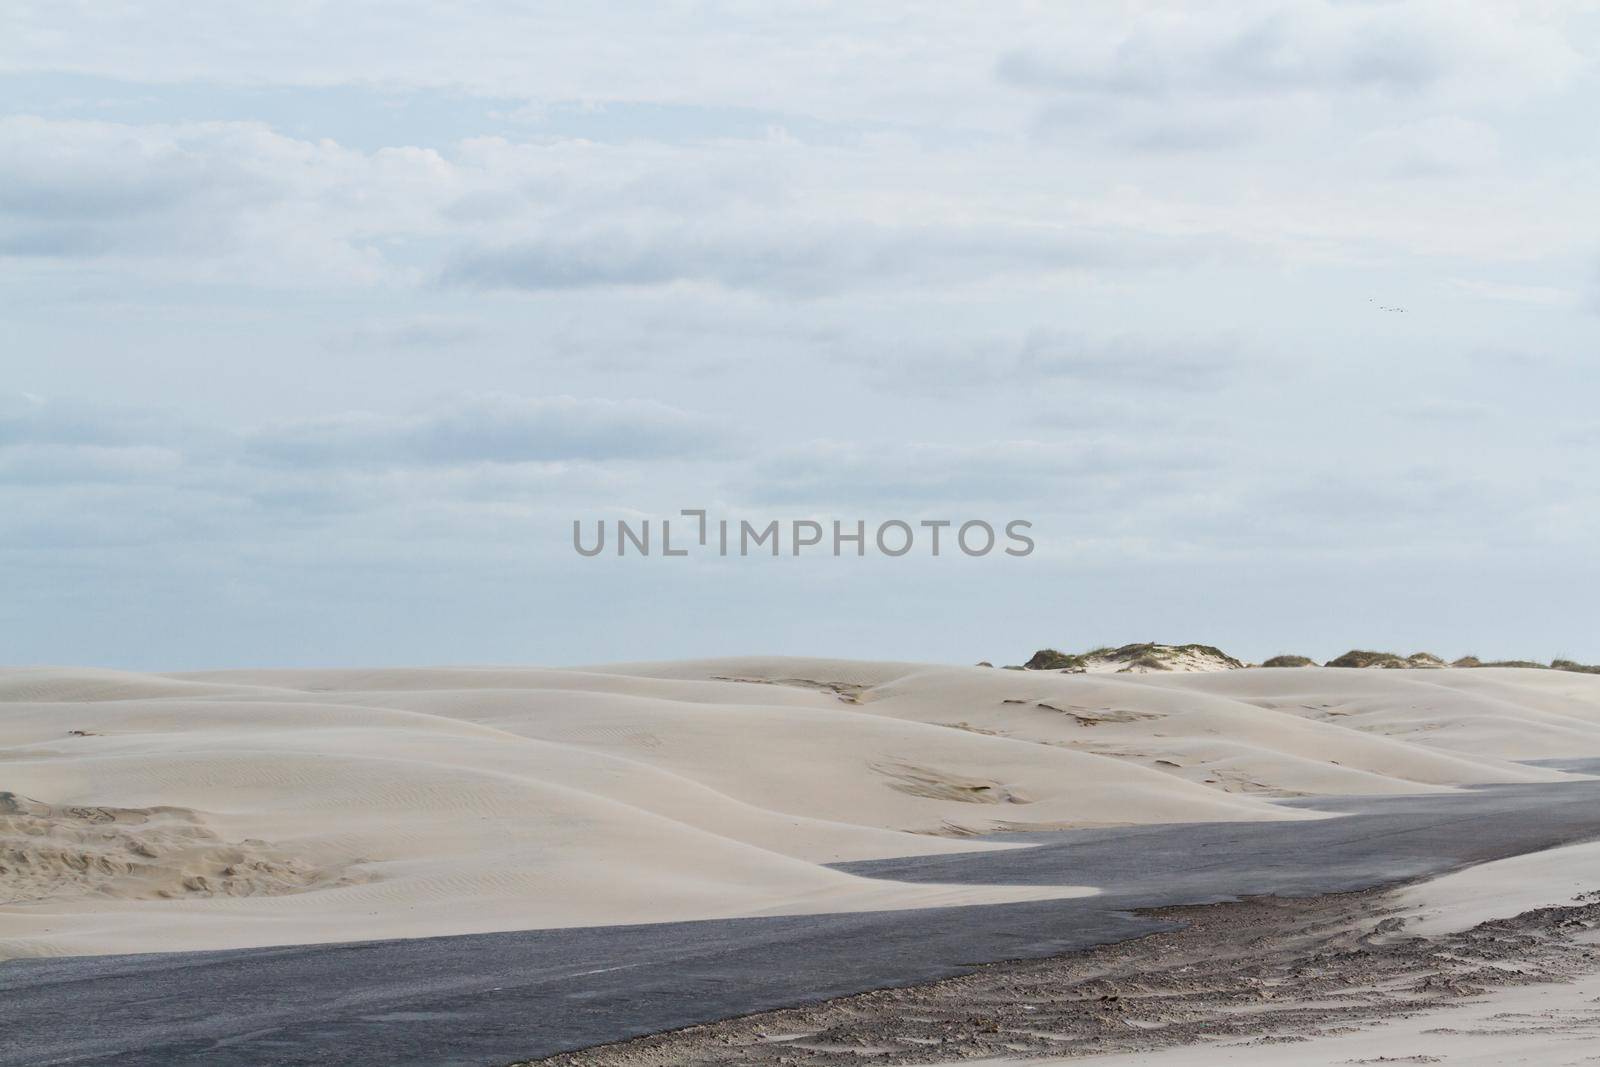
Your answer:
[958,971,1600,1066]
[1387,838,1600,938]
[945,807,1600,1067]
[3,659,1597,959]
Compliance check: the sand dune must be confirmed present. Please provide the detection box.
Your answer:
[599,658,1583,795]
[3,658,1597,958]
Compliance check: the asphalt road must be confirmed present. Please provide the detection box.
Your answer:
[7,767,1600,1067]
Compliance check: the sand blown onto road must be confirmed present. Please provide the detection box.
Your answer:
[945,839,1600,1067]
[1,659,1595,958]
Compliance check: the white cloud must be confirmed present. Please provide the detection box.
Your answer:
[743,438,1211,508]
[0,116,398,279]
[441,222,1175,296]
[0,392,190,448]
[3,3,1600,664]
[0,443,182,485]
[1358,116,1500,178]
[999,2,1582,104]
[0,393,725,550]
[245,394,726,466]
[854,329,1246,396]
[1449,279,1580,307]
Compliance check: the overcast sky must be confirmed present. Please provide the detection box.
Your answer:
[4,1,1599,669]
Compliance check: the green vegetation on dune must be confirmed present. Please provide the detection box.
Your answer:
[1325,650,1413,669]
[1023,648,1092,671]
[1260,655,1317,668]
[1019,645,1600,674]
[1451,656,1599,672]
[1323,650,1448,669]
[1023,643,1245,673]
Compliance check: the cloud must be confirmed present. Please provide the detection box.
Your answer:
[0,4,1091,131]
[1190,472,1537,551]
[858,330,1245,396]
[332,317,486,350]
[998,4,1578,103]
[0,443,183,485]
[0,116,392,279]
[0,392,723,542]
[742,437,1212,508]
[0,117,207,220]
[440,222,1169,297]
[1,3,1598,671]
[3,391,724,473]
[243,393,725,466]
[0,393,189,448]
[1000,15,1433,100]
[0,112,1244,297]
[1359,116,1500,178]
[1002,3,1585,159]
[1449,279,1579,308]
[1388,399,1494,424]
[1013,330,1242,390]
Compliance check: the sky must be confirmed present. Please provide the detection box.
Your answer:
[3,1,1599,669]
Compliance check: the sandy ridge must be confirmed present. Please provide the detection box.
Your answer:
[3,658,1598,958]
